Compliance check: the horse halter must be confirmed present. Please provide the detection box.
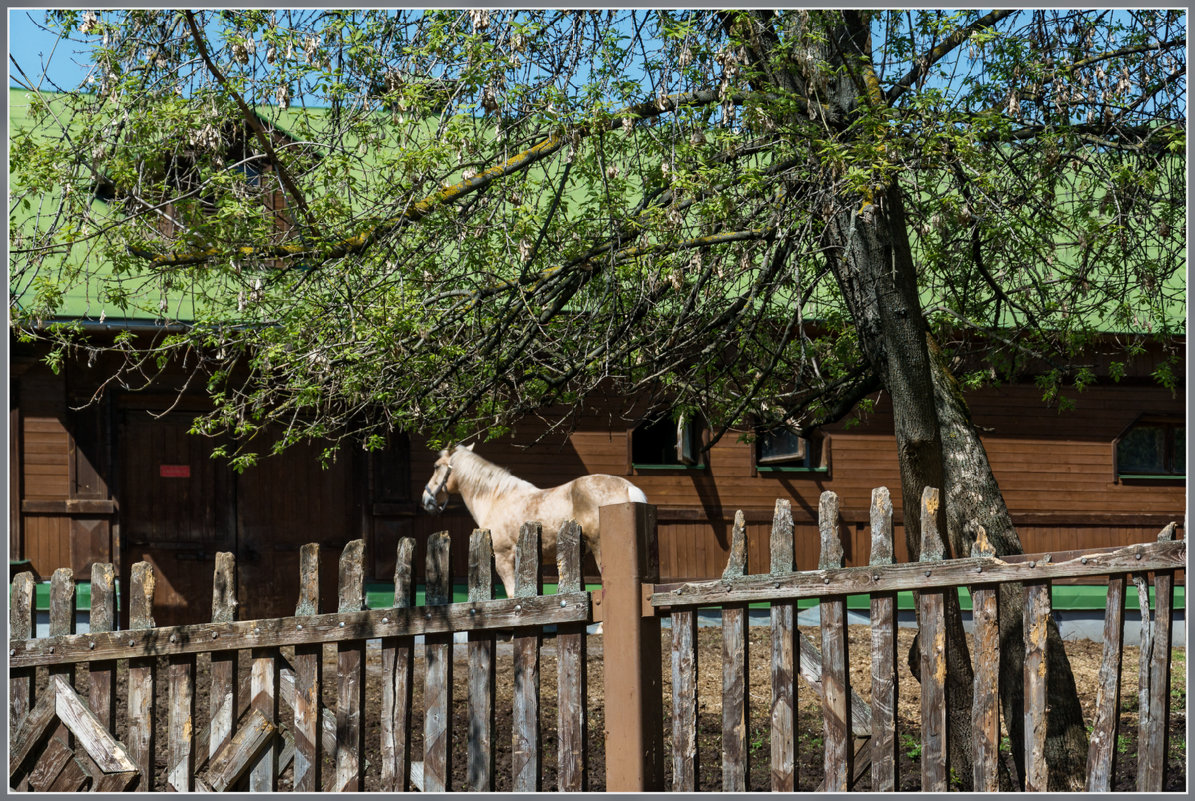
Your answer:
[424,462,453,513]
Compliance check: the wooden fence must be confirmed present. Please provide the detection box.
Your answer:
[8,492,1184,792]
[10,522,590,792]
[640,488,1183,792]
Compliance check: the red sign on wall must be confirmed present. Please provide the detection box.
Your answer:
[159,464,191,479]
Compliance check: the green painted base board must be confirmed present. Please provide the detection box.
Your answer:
[18,581,1185,614]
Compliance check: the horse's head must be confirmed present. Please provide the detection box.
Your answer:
[420,444,472,513]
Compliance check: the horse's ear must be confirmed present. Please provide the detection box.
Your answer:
[465,442,475,451]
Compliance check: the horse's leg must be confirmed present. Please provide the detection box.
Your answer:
[493,547,518,600]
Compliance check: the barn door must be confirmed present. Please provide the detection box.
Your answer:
[233,436,357,619]
[118,410,235,625]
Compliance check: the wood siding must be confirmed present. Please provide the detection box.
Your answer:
[14,343,1186,603]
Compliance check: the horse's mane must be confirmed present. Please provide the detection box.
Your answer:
[449,446,538,495]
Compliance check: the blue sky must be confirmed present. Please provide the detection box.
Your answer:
[10,10,95,91]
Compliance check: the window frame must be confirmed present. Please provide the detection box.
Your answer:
[1112,413,1185,483]
[628,413,708,473]
[752,424,831,476]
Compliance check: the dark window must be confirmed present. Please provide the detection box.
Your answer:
[755,425,824,470]
[1115,418,1184,478]
[632,414,703,467]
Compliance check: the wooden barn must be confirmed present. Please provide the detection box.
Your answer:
[9,328,1185,625]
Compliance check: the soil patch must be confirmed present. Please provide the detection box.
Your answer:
[39,626,1185,791]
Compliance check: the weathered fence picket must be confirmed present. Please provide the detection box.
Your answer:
[1023,577,1051,791]
[556,519,589,791]
[88,563,117,734]
[721,510,750,792]
[669,603,699,791]
[1085,571,1127,790]
[512,522,544,792]
[127,561,156,791]
[465,530,496,791]
[10,572,36,742]
[1139,521,1178,791]
[769,499,797,792]
[969,528,1000,792]
[381,537,416,792]
[423,531,454,791]
[868,488,898,792]
[917,487,948,792]
[819,491,852,792]
[48,569,75,756]
[292,544,321,792]
[334,540,367,791]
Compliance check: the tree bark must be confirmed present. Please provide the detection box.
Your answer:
[929,342,1089,791]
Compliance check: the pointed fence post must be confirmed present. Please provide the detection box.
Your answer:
[721,510,750,791]
[512,522,543,792]
[293,544,322,792]
[423,531,454,791]
[1085,569,1127,791]
[600,501,664,792]
[127,561,157,791]
[556,520,589,791]
[334,539,367,791]
[1023,573,1051,792]
[209,552,238,765]
[868,488,899,792]
[88,563,118,734]
[465,530,497,791]
[917,487,948,792]
[1138,522,1177,791]
[9,571,36,746]
[969,526,1000,792]
[381,538,416,791]
[818,491,851,791]
[769,499,797,792]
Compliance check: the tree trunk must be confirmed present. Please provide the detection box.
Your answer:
[826,185,976,786]
[731,10,1088,789]
[929,342,1089,790]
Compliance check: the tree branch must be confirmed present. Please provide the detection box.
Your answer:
[182,11,319,236]
[886,10,1017,106]
[127,86,750,269]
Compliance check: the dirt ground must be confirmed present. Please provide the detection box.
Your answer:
[43,622,1185,793]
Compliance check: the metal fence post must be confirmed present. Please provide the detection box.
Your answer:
[600,501,664,791]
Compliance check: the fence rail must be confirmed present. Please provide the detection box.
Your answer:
[8,490,1184,792]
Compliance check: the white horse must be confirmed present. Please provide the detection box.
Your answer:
[420,444,647,599]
